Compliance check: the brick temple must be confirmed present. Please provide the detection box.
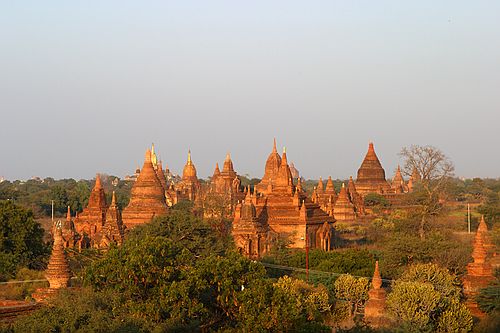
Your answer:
[232,140,335,258]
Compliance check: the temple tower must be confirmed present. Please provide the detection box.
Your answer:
[364,261,387,327]
[256,139,282,194]
[355,142,391,195]
[96,191,125,249]
[74,174,108,240]
[392,165,407,193]
[122,149,169,229]
[333,183,356,221]
[462,223,495,318]
[347,176,365,215]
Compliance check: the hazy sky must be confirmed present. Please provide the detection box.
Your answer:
[1,1,499,181]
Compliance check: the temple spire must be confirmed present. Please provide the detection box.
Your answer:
[273,138,277,153]
[372,261,382,289]
[281,147,288,165]
[95,174,102,189]
[111,191,117,206]
[66,206,71,221]
[46,224,71,289]
[144,149,152,163]
[187,150,192,165]
[213,162,221,176]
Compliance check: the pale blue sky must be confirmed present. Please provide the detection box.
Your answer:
[0,1,499,180]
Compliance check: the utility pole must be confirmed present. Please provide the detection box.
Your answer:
[305,231,309,281]
[467,203,471,234]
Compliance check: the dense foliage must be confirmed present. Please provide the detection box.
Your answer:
[7,211,332,332]
[387,263,472,332]
[0,201,49,281]
[368,210,471,279]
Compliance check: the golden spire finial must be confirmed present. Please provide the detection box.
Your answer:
[187,149,192,164]
[151,143,158,167]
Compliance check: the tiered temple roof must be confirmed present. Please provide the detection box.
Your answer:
[122,149,169,229]
[347,176,365,215]
[355,142,391,195]
[333,183,356,221]
[74,174,108,240]
[391,165,408,194]
[256,139,282,195]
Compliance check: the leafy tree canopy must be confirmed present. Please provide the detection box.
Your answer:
[0,200,49,280]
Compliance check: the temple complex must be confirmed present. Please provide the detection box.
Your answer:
[364,261,387,327]
[232,140,335,258]
[462,220,495,318]
[32,223,72,302]
[355,142,392,195]
[74,174,108,247]
[122,148,169,229]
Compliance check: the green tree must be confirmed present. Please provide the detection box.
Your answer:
[0,200,49,280]
[387,263,472,332]
[236,276,331,332]
[364,193,390,208]
[84,211,268,330]
[333,274,370,317]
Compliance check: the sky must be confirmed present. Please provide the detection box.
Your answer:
[0,1,499,181]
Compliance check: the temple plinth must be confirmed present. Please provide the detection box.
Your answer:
[122,149,169,229]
